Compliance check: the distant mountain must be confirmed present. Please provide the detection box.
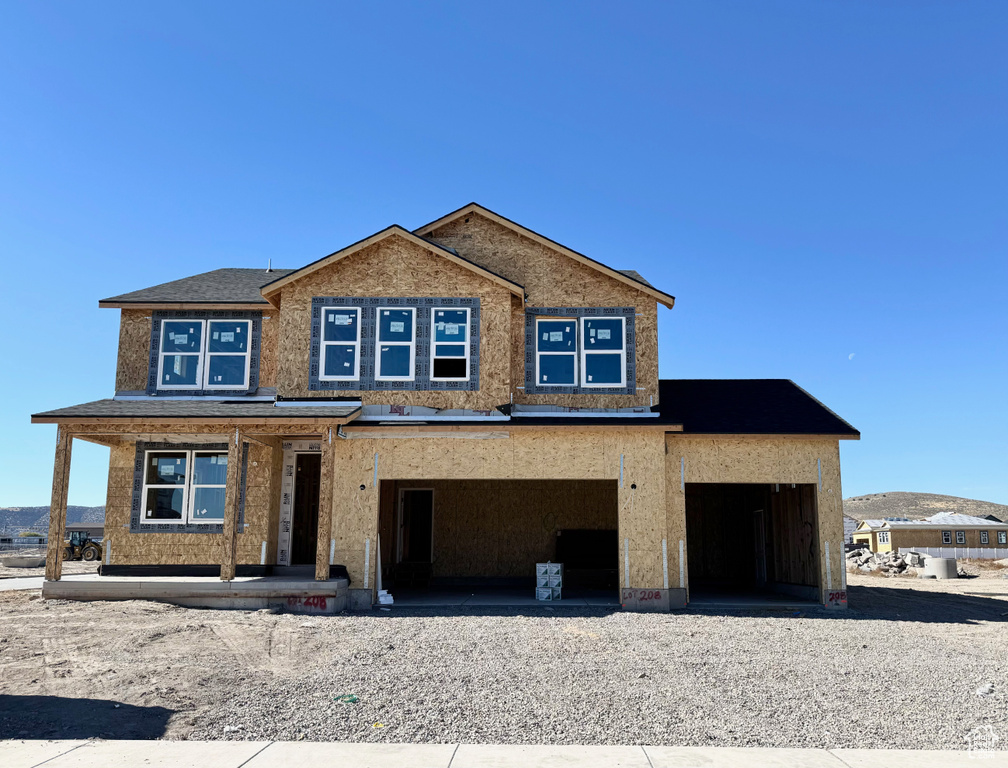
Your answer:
[843,492,1007,523]
[0,506,105,532]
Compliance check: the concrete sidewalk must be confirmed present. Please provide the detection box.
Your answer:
[2,741,1004,768]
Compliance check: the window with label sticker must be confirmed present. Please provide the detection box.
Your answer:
[431,308,470,380]
[376,307,416,380]
[158,319,252,391]
[942,530,952,544]
[320,307,361,381]
[535,319,577,385]
[580,317,626,387]
[956,530,966,544]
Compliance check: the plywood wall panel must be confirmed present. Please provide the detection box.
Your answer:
[276,235,513,410]
[115,310,152,392]
[426,213,661,408]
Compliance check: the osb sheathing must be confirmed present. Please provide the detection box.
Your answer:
[328,429,668,591]
[275,234,513,410]
[665,436,845,603]
[426,212,660,408]
[382,479,617,579]
[113,310,279,392]
[115,310,152,392]
[101,438,283,568]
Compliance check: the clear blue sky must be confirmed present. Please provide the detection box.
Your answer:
[1,2,1006,507]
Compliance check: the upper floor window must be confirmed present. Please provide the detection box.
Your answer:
[536,318,577,386]
[141,449,227,525]
[581,316,626,387]
[157,319,251,391]
[320,307,361,381]
[431,308,470,381]
[376,307,416,381]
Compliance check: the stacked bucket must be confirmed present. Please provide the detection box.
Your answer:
[535,562,563,601]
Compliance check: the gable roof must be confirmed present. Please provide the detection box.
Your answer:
[657,379,860,437]
[259,225,524,306]
[413,203,675,309]
[99,268,296,308]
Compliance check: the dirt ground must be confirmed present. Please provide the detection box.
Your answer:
[0,571,1005,748]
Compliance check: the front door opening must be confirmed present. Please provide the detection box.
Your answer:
[685,482,820,602]
[395,488,434,587]
[290,453,321,566]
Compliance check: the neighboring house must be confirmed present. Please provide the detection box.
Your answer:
[853,514,1008,555]
[843,515,859,545]
[32,203,860,609]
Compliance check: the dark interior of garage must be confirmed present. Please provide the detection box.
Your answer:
[685,482,820,601]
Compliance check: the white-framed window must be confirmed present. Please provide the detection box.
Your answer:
[141,449,228,525]
[580,316,626,388]
[157,319,252,391]
[376,307,416,381]
[430,307,470,381]
[535,318,578,386]
[319,307,361,381]
[956,530,966,544]
[877,531,890,544]
[980,531,989,544]
[942,530,952,544]
[998,531,1007,545]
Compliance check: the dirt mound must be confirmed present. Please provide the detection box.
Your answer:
[843,491,1007,522]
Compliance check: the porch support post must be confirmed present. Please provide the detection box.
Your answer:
[220,430,242,582]
[315,427,334,581]
[44,426,73,581]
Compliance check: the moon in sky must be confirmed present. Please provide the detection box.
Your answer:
[848,353,855,360]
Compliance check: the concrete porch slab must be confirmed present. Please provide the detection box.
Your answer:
[41,574,349,614]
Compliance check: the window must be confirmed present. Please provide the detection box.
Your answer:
[580,317,626,387]
[999,531,1007,545]
[956,530,966,545]
[431,308,470,381]
[320,308,361,381]
[980,531,989,544]
[877,531,890,544]
[141,450,227,525]
[535,318,577,386]
[376,307,415,380]
[157,319,252,391]
[942,530,952,544]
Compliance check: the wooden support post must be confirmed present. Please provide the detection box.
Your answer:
[220,431,242,582]
[315,428,334,581]
[44,426,73,581]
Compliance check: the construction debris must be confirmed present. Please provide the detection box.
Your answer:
[845,548,927,576]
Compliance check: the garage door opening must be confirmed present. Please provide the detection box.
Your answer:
[685,483,820,603]
[376,479,619,606]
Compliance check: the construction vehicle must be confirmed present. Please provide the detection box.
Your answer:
[63,531,102,562]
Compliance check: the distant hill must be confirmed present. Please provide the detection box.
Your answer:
[0,506,105,532]
[844,492,1007,523]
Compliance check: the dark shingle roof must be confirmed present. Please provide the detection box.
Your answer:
[100,268,295,306]
[657,380,859,436]
[618,269,652,287]
[31,399,359,422]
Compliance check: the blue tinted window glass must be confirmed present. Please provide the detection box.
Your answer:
[584,318,623,351]
[193,453,227,485]
[434,309,468,342]
[161,355,200,386]
[435,344,466,357]
[324,344,357,377]
[537,320,576,351]
[144,488,184,520]
[538,354,576,384]
[162,322,202,353]
[208,321,248,353]
[378,309,414,342]
[191,487,226,521]
[585,353,623,385]
[323,309,359,342]
[379,345,412,377]
[206,355,247,386]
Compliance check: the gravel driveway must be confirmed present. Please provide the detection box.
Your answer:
[0,573,1005,749]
